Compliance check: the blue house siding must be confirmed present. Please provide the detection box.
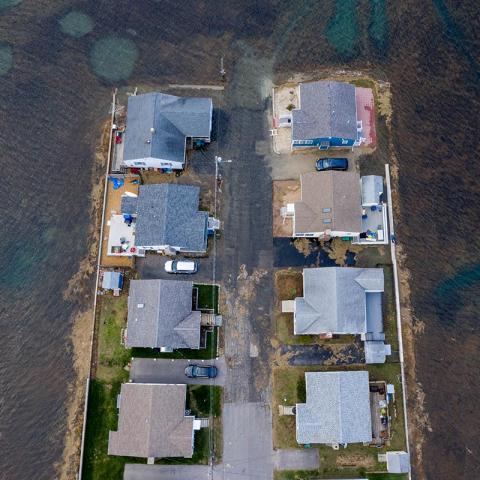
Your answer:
[292,136,355,149]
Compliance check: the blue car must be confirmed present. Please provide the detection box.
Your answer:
[315,157,348,172]
[184,364,218,378]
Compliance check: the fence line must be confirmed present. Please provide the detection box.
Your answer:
[77,89,117,480]
[385,163,412,480]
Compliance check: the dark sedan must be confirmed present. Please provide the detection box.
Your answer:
[184,364,218,378]
[315,157,348,171]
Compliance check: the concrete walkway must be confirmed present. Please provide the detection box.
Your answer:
[129,357,226,386]
[123,447,319,479]
[274,448,320,470]
[124,464,211,480]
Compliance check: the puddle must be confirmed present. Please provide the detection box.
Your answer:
[0,43,12,75]
[326,0,358,57]
[345,250,357,266]
[273,238,338,268]
[59,10,94,38]
[90,36,138,82]
[369,0,388,50]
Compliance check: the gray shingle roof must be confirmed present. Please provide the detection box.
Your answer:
[123,92,212,164]
[386,451,411,473]
[292,81,357,141]
[364,340,388,364]
[102,271,122,290]
[296,371,372,445]
[294,267,384,334]
[129,184,208,252]
[294,171,362,234]
[126,279,201,349]
[108,383,194,459]
[361,175,384,205]
[121,196,138,215]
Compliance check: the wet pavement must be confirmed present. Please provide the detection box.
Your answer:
[211,48,276,478]
[273,238,339,268]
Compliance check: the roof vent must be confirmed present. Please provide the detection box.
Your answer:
[137,303,144,309]
[150,127,155,134]
[145,139,151,144]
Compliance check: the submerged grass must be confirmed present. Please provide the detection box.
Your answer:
[326,0,359,57]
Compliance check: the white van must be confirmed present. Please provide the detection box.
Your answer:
[164,260,198,274]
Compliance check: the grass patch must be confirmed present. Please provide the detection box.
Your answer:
[131,327,218,360]
[187,385,222,417]
[187,385,223,461]
[275,269,314,345]
[194,283,219,313]
[96,295,130,383]
[82,379,142,480]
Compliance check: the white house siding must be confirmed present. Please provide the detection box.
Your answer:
[123,156,185,170]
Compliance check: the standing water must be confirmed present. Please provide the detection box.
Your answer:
[0,1,478,479]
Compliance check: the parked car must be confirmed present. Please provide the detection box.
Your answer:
[315,157,348,172]
[165,260,198,274]
[185,364,218,378]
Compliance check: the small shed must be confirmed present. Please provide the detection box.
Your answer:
[102,271,123,291]
[386,451,411,473]
[361,175,384,206]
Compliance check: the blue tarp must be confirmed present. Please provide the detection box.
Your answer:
[109,177,125,190]
[102,271,123,290]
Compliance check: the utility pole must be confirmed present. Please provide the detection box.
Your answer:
[220,57,226,81]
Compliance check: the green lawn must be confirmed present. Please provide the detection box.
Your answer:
[187,385,222,417]
[95,295,130,383]
[82,379,143,480]
[188,385,223,461]
[83,292,223,479]
[194,283,220,313]
[131,327,218,360]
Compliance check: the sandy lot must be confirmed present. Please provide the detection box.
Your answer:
[272,180,300,237]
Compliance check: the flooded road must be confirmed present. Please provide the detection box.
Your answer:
[0,1,479,478]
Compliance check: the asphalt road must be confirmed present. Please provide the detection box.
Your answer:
[215,402,273,479]
[129,49,290,480]
[130,357,226,386]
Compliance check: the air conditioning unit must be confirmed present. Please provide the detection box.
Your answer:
[279,114,293,128]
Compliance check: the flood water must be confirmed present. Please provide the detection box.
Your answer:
[0,1,479,479]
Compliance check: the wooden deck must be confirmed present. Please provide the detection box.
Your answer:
[100,174,140,268]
